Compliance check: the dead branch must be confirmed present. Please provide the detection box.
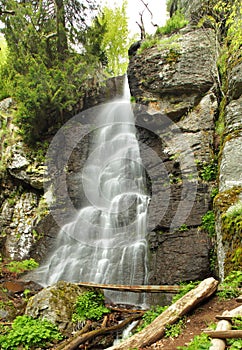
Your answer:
[0,9,15,16]
[53,322,91,350]
[53,314,142,350]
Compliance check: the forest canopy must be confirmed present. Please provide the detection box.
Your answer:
[0,0,131,144]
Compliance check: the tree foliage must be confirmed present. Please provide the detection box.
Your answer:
[0,0,130,144]
[99,0,130,76]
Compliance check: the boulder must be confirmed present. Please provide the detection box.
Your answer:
[25,280,92,335]
[128,28,217,120]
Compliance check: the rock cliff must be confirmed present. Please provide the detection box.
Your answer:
[127,0,242,286]
[0,0,241,296]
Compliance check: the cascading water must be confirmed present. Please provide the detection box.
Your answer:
[33,79,150,306]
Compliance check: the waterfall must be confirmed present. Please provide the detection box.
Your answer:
[33,79,150,306]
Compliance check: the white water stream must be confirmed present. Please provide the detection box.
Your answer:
[34,80,150,306]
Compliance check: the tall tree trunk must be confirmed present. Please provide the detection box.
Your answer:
[54,0,68,59]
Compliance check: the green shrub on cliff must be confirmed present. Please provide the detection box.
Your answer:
[156,10,188,35]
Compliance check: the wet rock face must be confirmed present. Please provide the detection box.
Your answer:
[128,27,218,285]
[149,229,211,284]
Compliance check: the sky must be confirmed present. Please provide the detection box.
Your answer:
[101,0,168,37]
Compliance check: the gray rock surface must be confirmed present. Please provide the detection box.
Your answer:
[128,26,218,285]
[25,281,91,334]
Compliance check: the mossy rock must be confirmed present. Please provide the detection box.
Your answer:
[214,187,242,275]
[214,187,242,213]
[25,281,97,335]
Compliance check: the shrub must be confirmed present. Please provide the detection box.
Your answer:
[177,333,211,349]
[5,258,39,274]
[72,290,110,322]
[136,305,167,332]
[217,270,242,299]
[201,211,216,237]
[0,315,63,349]
[156,11,188,35]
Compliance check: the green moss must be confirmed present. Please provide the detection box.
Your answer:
[137,34,180,54]
[214,187,242,213]
[214,187,242,275]
[165,48,181,64]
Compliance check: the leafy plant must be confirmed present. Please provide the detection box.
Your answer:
[165,318,185,338]
[172,281,200,304]
[201,211,216,238]
[137,34,180,54]
[136,305,167,332]
[210,187,219,199]
[179,224,189,231]
[200,162,217,182]
[217,270,242,299]
[177,333,211,349]
[5,259,39,274]
[72,290,110,322]
[156,10,188,35]
[0,315,63,349]
[228,339,242,350]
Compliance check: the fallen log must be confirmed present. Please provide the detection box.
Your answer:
[206,330,242,339]
[75,281,180,293]
[215,304,242,321]
[209,319,232,350]
[209,300,242,350]
[106,277,218,350]
[108,306,146,313]
[52,322,91,350]
[54,314,142,350]
[215,315,240,321]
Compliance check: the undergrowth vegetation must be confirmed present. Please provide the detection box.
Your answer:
[0,315,63,350]
[136,281,199,333]
[72,290,110,322]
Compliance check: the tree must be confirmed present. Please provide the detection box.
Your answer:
[0,0,99,62]
[0,0,103,144]
[99,0,131,76]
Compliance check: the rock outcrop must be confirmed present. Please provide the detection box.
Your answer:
[128,26,218,286]
[25,281,92,335]
[214,59,242,278]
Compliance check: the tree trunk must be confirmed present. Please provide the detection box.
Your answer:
[209,320,231,350]
[75,282,181,293]
[106,277,218,350]
[206,330,242,338]
[54,0,68,58]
